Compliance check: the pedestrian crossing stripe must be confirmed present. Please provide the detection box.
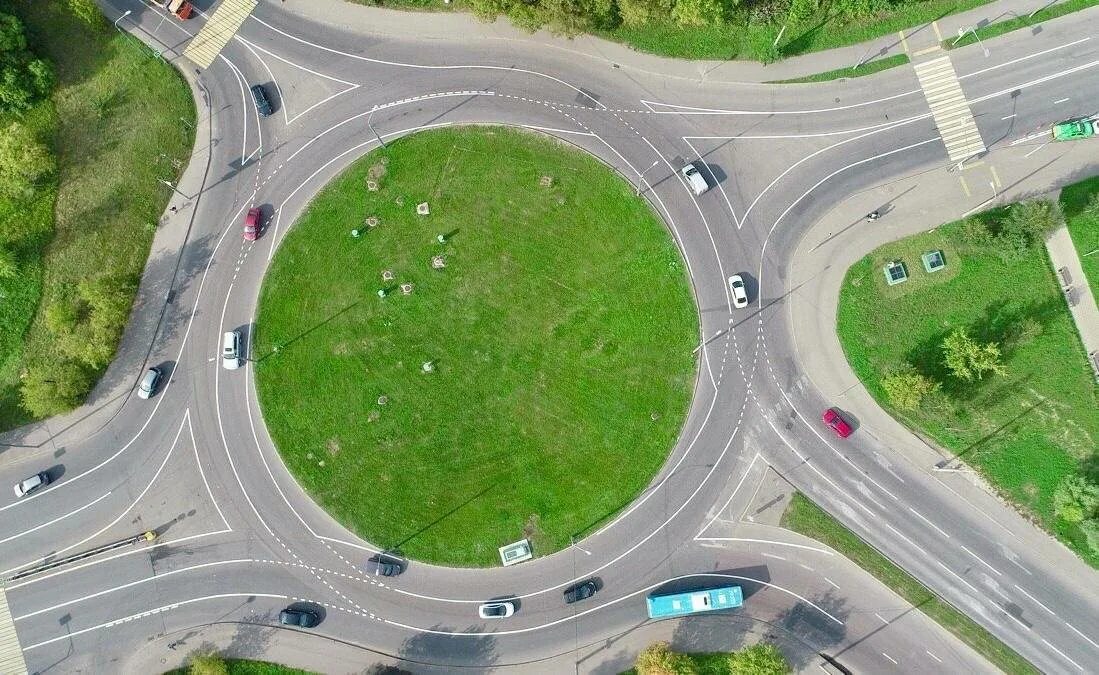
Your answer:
[913,56,986,162]
[0,587,28,675]
[183,0,258,69]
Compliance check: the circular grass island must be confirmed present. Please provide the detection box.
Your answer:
[254,127,698,566]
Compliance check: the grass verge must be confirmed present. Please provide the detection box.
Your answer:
[1060,176,1099,302]
[168,658,314,674]
[946,0,1099,50]
[0,0,195,430]
[781,493,1038,674]
[765,53,910,84]
[254,127,698,566]
[835,201,1099,566]
[349,0,990,61]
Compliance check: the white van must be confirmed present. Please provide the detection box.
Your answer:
[222,330,242,370]
[680,162,709,196]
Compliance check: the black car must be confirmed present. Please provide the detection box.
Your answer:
[278,608,319,628]
[366,553,404,577]
[563,579,598,604]
[250,84,273,117]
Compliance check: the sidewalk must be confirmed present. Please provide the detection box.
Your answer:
[1045,224,1099,378]
[274,0,1079,83]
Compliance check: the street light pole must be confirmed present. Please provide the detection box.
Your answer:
[367,109,386,149]
[635,159,659,196]
[114,10,132,32]
[570,535,592,556]
[158,179,192,200]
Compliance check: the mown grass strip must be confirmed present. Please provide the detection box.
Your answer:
[1059,175,1099,302]
[946,0,1099,50]
[781,493,1038,675]
[766,53,910,84]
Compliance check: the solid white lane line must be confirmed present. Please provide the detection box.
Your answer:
[1041,638,1084,671]
[959,545,1002,576]
[695,453,761,537]
[0,492,111,546]
[21,593,287,651]
[693,538,834,555]
[1053,97,1070,104]
[188,409,231,531]
[13,559,253,620]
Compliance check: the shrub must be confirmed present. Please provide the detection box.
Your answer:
[941,328,1006,382]
[20,359,93,417]
[881,367,939,410]
[1053,475,1099,524]
[66,0,105,27]
[729,643,790,675]
[635,641,697,675]
[672,0,726,26]
[996,199,1062,258]
[189,653,229,675]
[1081,518,1099,555]
[0,120,55,200]
[957,217,993,247]
[617,0,674,26]
[0,12,53,114]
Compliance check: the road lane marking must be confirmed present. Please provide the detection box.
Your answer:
[1002,114,1016,120]
[1041,638,1084,671]
[874,612,889,625]
[1012,585,1054,614]
[183,0,258,68]
[959,175,971,196]
[899,31,909,54]
[761,552,787,561]
[0,492,111,545]
[1053,97,1070,104]
[959,544,1002,576]
[925,650,942,663]
[907,507,950,538]
[0,588,27,675]
[882,652,898,665]
[913,55,986,162]
[823,577,840,589]
[932,20,943,41]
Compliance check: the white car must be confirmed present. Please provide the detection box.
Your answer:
[222,330,242,370]
[728,274,748,308]
[680,162,709,196]
[14,472,50,499]
[478,601,515,619]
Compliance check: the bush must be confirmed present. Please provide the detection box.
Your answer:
[0,120,55,200]
[996,199,1062,258]
[66,0,105,27]
[958,217,993,247]
[0,12,53,114]
[1053,475,1099,524]
[1081,519,1099,555]
[20,359,93,417]
[729,643,790,675]
[635,642,697,675]
[941,328,1006,382]
[189,653,229,675]
[0,244,16,278]
[881,367,939,410]
[617,0,675,26]
[672,0,726,26]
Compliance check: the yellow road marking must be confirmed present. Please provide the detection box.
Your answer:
[899,31,910,55]
[932,20,943,42]
[990,165,1002,189]
[959,175,971,197]
[913,45,943,57]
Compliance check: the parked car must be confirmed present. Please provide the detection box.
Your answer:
[137,367,163,400]
[222,330,242,370]
[243,207,262,241]
[365,552,404,577]
[278,608,319,628]
[13,472,50,499]
[1052,118,1098,141]
[563,579,598,604]
[478,601,515,619]
[680,162,709,196]
[822,408,853,438]
[251,84,273,117]
[728,274,748,308]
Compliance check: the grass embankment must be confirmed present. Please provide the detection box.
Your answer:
[947,0,1099,50]
[836,202,1099,566]
[782,493,1038,674]
[168,658,314,674]
[0,0,195,430]
[1061,176,1099,301]
[254,127,698,566]
[350,0,990,61]
[765,53,909,84]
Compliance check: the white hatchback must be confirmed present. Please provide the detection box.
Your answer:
[222,330,242,370]
[680,162,710,196]
[728,274,748,308]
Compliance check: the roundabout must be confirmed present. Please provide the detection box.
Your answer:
[253,127,699,566]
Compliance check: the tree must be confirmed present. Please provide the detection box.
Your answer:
[617,0,674,26]
[20,359,93,417]
[0,12,53,114]
[1053,475,1099,524]
[189,653,229,675]
[0,244,16,278]
[672,0,726,27]
[1080,518,1099,555]
[66,0,105,27]
[729,643,790,675]
[635,641,697,675]
[0,121,55,200]
[996,199,1062,257]
[941,328,1006,382]
[881,368,939,411]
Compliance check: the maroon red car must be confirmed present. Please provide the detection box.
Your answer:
[822,408,853,438]
[243,207,261,241]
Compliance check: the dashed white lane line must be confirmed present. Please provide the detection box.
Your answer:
[760,552,787,561]
[823,577,841,590]
[1042,638,1084,671]
[925,649,942,663]
[874,612,889,625]
[1064,621,1099,652]
[1053,97,1070,104]
[881,652,898,665]
[959,544,1002,576]
[907,507,950,538]
[1001,114,1016,120]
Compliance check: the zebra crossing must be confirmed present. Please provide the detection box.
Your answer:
[913,55,986,163]
[183,0,258,69]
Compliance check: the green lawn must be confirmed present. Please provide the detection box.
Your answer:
[765,53,910,84]
[254,127,698,566]
[946,0,1099,50]
[350,0,991,61]
[1061,176,1099,302]
[835,204,1099,566]
[168,658,314,674]
[781,493,1038,674]
[0,1,195,429]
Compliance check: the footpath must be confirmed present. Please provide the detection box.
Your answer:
[275,0,1077,82]
[1046,225,1099,380]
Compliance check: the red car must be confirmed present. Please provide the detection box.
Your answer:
[243,207,261,241]
[822,408,853,438]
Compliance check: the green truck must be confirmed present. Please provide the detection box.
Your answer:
[1052,118,1099,141]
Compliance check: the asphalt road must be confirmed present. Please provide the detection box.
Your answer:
[1,0,1098,673]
